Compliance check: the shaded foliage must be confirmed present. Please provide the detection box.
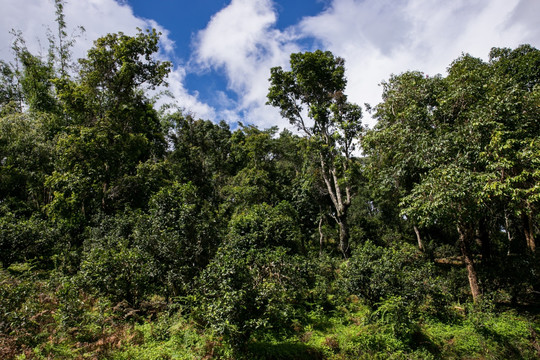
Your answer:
[0,12,538,357]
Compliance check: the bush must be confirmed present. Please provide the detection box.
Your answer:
[134,181,221,297]
[77,182,222,303]
[0,211,60,268]
[226,201,302,252]
[192,203,308,352]
[76,212,157,305]
[343,241,440,311]
[78,236,156,305]
[194,246,309,352]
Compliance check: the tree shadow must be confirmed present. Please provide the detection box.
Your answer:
[246,341,324,360]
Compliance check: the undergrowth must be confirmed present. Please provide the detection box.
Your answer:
[2,262,539,360]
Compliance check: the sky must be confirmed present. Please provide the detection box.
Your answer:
[1,0,539,129]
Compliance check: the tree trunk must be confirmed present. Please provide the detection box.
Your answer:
[522,213,536,254]
[475,219,491,262]
[319,216,324,255]
[337,214,350,258]
[505,211,513,256]
[457,225,481,302]
[413,225,424,251]
[319,154,352,258]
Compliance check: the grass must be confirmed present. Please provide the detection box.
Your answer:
[2,264,540,359]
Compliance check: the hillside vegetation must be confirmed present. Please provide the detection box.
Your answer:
[1,3,539,359]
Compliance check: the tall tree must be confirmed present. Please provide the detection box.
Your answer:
[365,55,493,302]
[47,29,171,226]
[482,45,540,254]
[365,46,540,301]
[267,50,363,257]
[362,71,446,251]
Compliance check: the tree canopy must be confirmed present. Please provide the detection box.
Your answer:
[267,50,363,257]
[0,8,539,357]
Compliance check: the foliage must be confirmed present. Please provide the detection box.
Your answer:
[0,211,60,268]
[135,181,221,297]
[192,203,308,351]
[77,211,157,305]
[344,242,441,310]
[267,50,364,257]
[0,8,539,358]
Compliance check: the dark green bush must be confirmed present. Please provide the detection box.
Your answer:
[134,181,221,296]
[226,201,302,252]
[194,246,309,351]
[0,211,59,268]
[192,202,308,352]
[76,182,222,303]
[78,235,156,305]
[343,241,438,308]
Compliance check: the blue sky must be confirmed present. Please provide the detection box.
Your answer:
[1,0,539,129]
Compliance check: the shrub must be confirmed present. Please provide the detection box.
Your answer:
[76,212,157,305]
[78,235,156,305]
[134,181,221,297]
[194,246,309,352]
[0,211,60,268]
[226,201,302,252]
[344,241,436,308]
[192,203,308,352]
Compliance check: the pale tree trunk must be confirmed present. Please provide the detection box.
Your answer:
[337,214,350,258]
[505,211,513,256]
[413,225,424,251]
[457,225,481,302]
[320,155,351,258]
[319,216,324,255]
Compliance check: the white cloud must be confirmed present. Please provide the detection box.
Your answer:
[193,0,301,129]
[192,0,540,128]
[0,0,145,62]
[299,0,538,127]
[193,0,540,129]
[0,0,212,120]
[163,66,216,120]
[2,0,539,130]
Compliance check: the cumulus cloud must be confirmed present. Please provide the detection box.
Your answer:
[164,66,216,120]
[2,0,539,129]
[299,0,538,126]
[193,0,540,128]
[0,0,211,120]
[193,0,300,128]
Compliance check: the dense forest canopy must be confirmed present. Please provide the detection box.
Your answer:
[1,3,539,359]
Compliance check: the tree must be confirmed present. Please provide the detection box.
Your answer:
[0,113,54,213]
[362,71,446,251]
[267,50,363,257]
[7,31,59,115]
[365,47,540,302]
[365,55,493,302]
[0,61,22,116]
[47,29,171,226]
[48,0,84,78]
[482,45,540,254]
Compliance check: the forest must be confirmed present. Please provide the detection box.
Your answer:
[1,3,539,359]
